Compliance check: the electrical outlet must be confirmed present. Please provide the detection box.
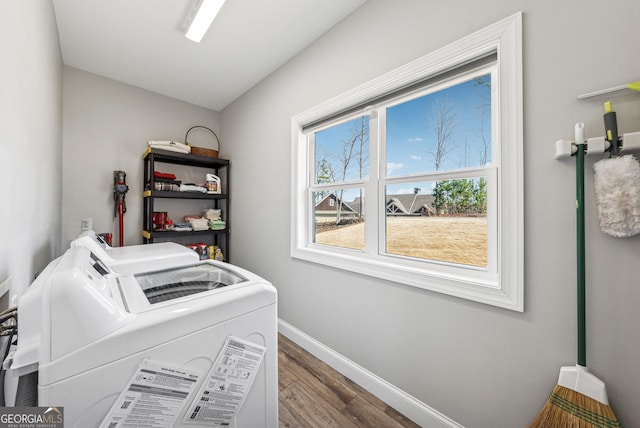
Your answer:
[81,218,92,231]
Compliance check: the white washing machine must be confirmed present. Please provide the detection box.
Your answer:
[71,230,199,274]
[10,245,278,427]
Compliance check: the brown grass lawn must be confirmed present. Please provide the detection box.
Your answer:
[315,216,487,267]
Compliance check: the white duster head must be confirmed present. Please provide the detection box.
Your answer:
[593,154,640,238]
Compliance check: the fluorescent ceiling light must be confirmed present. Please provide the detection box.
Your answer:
[184,0,226,43]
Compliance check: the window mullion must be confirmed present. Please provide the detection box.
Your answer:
[376,108,388,257]
[364,109,380,255]
[306,132,316,245]
[383,166,494,185]
[486,168,498,273]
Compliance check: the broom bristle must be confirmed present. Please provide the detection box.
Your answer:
[529,385,620,427]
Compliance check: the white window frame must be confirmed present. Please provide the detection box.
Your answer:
[291,13,523,311]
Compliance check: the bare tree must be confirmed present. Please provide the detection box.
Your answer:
[429,96,458,215]
[474,76,491,166]
[429,96,458,171]
[335,117,369,224]
[462,140,470,168]
[355,116,368,219]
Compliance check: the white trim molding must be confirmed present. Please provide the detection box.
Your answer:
[279,319,464,428]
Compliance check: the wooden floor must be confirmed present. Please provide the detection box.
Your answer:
[278,334,420,428]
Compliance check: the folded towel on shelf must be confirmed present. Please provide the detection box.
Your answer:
[209,219,226,230]
[172,224,193,232]
[153,182,180,192]
[188,217,210,231]
[154,177,182,185]
[148,140,191,154]
[204,209,222,220]
[154,171,177,180]
[180,184,207,193]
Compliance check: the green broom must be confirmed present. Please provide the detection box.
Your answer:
[529,123,620,427]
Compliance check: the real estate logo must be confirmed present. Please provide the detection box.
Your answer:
[0,407,63,428]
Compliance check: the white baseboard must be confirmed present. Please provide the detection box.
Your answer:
[278,319,463,428]
[0,277,11,298]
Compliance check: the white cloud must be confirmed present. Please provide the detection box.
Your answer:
[408,137,423,142]
[411,155,422,160]
[387,162,404,175]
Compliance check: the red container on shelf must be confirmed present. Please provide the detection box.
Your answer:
[152,211,168,230]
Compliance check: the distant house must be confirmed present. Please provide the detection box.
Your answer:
[315,193,358,223]
[315,193,435,223]
[386,194,435,216]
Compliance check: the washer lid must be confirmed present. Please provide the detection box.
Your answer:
[135,263,248,304]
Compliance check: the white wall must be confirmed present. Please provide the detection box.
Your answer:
[222,0,640,426]
[0,1,62,299]
[61,67,221,248]
[4,1,638,425]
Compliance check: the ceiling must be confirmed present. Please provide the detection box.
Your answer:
[52,0,367,111]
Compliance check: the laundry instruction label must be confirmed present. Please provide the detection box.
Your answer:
[183,336,266,426]
[99,359,202,428]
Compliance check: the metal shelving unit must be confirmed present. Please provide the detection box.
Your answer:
[142,148,230,260]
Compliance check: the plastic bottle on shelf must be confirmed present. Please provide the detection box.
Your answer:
[205,174,221,194]
[214,248,224,262]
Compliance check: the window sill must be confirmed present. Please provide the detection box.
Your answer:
[291,245,522,311]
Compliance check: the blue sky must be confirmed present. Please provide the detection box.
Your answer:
[386,75,491,175]
[315,74,491,200]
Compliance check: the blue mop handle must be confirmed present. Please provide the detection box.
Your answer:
[576,129,586,367]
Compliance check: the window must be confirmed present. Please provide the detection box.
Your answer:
[291,13,523,311]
